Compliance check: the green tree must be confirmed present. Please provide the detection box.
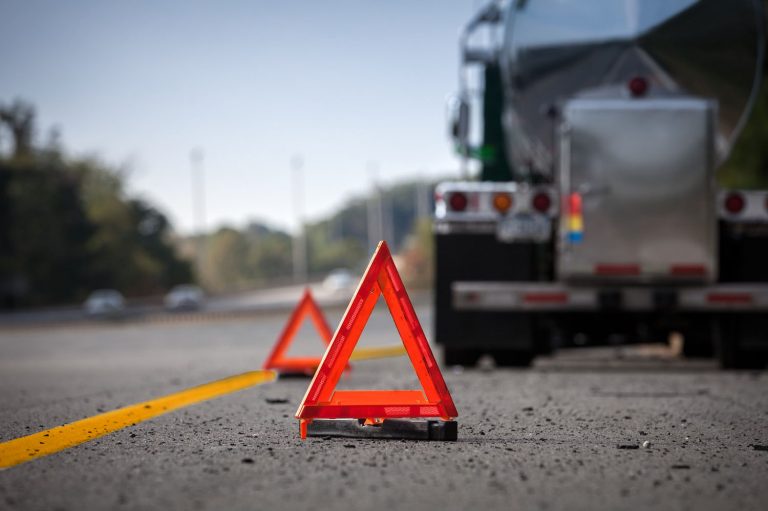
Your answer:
[398,218,434,288]
[200,228,250,292]
[0,162,95,306]
[719,73,768,188]
[245,228,292,281]
[0,99,192,307]
[197,224,293,292]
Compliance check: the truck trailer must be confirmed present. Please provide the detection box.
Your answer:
[434,0,768,368]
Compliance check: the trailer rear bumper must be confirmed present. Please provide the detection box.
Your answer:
[453,282,768,312]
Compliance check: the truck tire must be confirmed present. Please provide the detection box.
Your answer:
[719,345,766,369]
[443,347,482,367]
[682,340,714,358]
[491,349,534,367]
[681,318,717,359]
[434,231,551,368]
[718,315,768,369]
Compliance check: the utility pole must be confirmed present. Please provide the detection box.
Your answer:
[366,161,383,254]
[381,185,393,246]
[291,155,308,283]
[190,148,206,277]
[416,179,430,220]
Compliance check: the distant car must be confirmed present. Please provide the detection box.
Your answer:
[83,289,125,317]
[322,269,355,293]
[164,284,205,311]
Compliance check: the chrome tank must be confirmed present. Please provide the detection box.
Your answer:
[500,0,765,175]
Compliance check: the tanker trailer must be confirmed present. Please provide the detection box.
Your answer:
[434,0,768,368]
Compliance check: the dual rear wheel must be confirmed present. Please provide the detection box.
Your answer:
[443,347,535,368]
[441,314,768,370]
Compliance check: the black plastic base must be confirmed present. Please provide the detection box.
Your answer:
[276,371,314,379]
[306,419,458,441]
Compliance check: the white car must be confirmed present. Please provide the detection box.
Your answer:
[83,289,125,317]
[164,284,205,311]
[322,269,355,293]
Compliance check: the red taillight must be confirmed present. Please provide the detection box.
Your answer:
[628,76,648,97]
[449,192,468,212]
[532,192,551,213]
[724,193,745,214]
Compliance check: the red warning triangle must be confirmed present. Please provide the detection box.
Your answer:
[296,241,458,438]
[262,288,341,375]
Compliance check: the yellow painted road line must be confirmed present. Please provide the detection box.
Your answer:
[0,346,407,470]
[0,370,276,470]
[350,345,407,361]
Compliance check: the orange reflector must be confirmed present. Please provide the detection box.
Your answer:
[595,264,640,276]
[492,193,512,213]
[707,293,752,304]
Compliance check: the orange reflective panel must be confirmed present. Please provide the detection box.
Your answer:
[295,241,458,438]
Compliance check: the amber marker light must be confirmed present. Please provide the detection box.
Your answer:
[493,193,513,213]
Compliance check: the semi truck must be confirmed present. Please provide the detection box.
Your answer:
[434,0,768,368]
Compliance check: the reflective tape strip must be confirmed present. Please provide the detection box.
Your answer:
[453,281,768,312]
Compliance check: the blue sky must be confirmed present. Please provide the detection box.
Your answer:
[0,0,476,233]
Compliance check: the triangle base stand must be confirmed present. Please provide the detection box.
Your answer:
[305,419,457,441]
[276,371,316,379]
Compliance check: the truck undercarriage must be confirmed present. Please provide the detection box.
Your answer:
[435,222,768,369]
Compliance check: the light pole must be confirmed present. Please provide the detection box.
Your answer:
[416,178,430,220]
[366,161,383,254]
[190,148,206,277]
[291,155,308,283]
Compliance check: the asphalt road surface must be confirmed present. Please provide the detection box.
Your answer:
[1,302,766,511]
